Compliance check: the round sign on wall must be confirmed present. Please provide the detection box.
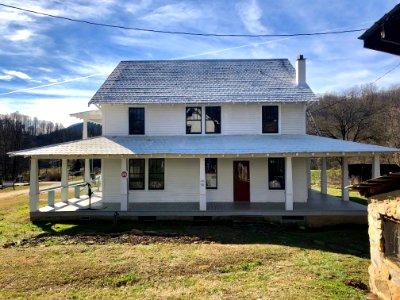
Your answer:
[121,171,128,178]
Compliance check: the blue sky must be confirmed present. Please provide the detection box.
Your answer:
[0,0,399,126]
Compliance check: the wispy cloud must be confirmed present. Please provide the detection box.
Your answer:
[141,3,202,25]
[236,0,269,34]
[5,29,33,41]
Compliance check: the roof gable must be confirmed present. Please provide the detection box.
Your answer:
[89,59,316,105]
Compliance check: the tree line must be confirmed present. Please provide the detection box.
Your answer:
[0,112,101,181]
[308,84,400,165]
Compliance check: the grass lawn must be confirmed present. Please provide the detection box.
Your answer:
[311,170,368,206]
[0,193,372,299]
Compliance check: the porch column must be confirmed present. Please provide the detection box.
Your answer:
[321,157,328,195]
[306,158,311,189]
[120,158,128,211]
[285,157,294,211]
[82,118,88,140]
[84,159,91,182]
[341,157,349,201]
[61,159,68,202]
[372,154,381,178]
[29,158,39,212]
[199,157,206,211]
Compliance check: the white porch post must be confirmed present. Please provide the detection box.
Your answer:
[120,158,128,211]
[341,157,349,201]
[306,158,311,189]
[285,157,294,211]
[321,157,328,195]
[84,159,91,182]
[29,158,39,212]
[82,118,88,140]
[372,154,381,178]
[199,157,206,211]
[61,158,68,202]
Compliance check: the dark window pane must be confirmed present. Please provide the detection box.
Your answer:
[186,107,202,134]
[205,107,221,134]
[268,158,285,189]
[129,108,145,135]
[149,158,164,190]
[262,106,279,133]
[129,159,145,190]
[205,158,217,189]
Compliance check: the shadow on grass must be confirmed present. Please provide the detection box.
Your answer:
[32,219,370,258]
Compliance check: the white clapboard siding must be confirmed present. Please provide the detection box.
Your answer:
[292,157,308,202]
[102,158,123,203]
[101,103,306,136]
[102,104,129,136]
[146,104,185,135]
[129,158,200,203]
[99,157,309,204]
[221,104,261,135]
[281,103,306,134]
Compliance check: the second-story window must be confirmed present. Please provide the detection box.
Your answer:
[262,106,279,134]
[129,107,145,135]
[186,107,202,134]
[205,106,221,134]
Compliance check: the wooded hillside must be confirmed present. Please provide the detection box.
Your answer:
[0,112,101,181]
[308,84,400,164]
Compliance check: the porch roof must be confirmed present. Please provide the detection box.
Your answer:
[8,134,399,158]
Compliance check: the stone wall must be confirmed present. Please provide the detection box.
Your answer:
[368,197,400,299]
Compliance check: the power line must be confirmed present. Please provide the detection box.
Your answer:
[0,3,367,38]
[373,61,400,83]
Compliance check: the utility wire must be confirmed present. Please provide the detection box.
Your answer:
[373,61,400,83]
[0,3,367,38]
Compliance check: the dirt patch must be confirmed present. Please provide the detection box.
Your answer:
[344,279,368,291]
[2,229,216,248]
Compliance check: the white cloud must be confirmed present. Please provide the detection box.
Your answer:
[236,0,269,34]
[5,29,33,41]
[0,97,92,126]
[4,70,32,80]
[141,3,201,24]
[124,0,152,14]
[0,75,13,81]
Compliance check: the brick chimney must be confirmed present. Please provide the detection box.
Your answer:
[296,54,306,86]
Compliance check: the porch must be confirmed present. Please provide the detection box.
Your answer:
[33,189,366,220]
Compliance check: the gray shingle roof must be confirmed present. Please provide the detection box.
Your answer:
[9,135,398,158]
[89,59,316,104]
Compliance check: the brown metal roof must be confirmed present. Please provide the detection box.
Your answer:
[350,172,400,197]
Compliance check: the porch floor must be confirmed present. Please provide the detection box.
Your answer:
[35,189,367,218]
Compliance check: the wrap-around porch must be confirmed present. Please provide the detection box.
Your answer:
[33,189,366,219]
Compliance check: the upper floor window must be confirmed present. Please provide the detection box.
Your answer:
[205,158,218,189]
[149,158,164,190]
[129,107,145,135]
[205,106,221,134]
[186,107,202,134]
[262,106,279,134]
[129,159,145,190]
[268,158,285,190]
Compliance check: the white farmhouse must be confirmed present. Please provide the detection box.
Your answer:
[10,56,399,224]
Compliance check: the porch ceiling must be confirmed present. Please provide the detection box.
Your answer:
[8,134,399,159]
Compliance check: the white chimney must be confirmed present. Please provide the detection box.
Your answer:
[296,54,306,86]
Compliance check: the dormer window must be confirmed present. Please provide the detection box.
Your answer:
[129,107,145,135]
[262,106,279,134]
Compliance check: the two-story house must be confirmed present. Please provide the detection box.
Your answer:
[10,56,399,224]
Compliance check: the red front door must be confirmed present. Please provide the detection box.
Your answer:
[233,161,250,202]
